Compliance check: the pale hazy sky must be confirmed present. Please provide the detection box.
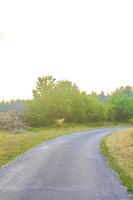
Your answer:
[0,0,133,100]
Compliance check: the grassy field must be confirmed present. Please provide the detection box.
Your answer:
[101,129,133,194]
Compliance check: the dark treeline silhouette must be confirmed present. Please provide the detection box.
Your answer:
[21,76,133,127]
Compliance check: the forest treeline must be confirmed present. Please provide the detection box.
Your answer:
[0,100,25,112]
[0,76,133,127]
[22,76,133,126]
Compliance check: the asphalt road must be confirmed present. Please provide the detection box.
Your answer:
[0,128,131,200]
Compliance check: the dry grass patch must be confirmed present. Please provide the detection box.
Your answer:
[101,129,133,193]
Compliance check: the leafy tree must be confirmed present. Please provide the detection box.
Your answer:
[105,86,133,121]
[24,76,57,126]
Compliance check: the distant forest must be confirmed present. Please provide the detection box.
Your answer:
[1,76,133,126]
[0,100,25,112]
[0,93,107,113]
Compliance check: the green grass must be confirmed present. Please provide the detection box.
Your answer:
[101,129,133,194]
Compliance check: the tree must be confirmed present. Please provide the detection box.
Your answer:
[24,76,57,126]
[105,86,133,121]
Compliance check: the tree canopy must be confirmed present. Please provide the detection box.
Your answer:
[18,76,133,126]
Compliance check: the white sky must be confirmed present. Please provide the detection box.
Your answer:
[0,0,133,100]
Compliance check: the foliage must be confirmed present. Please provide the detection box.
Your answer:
[22,76,133,126]
[23,76,105,126]
[105,86,133,121]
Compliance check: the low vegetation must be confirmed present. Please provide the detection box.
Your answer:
[101,129,133,194]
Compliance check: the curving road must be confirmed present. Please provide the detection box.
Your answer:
[0,128,131,200]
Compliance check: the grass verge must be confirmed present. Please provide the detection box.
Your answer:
[101,129,133,194]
